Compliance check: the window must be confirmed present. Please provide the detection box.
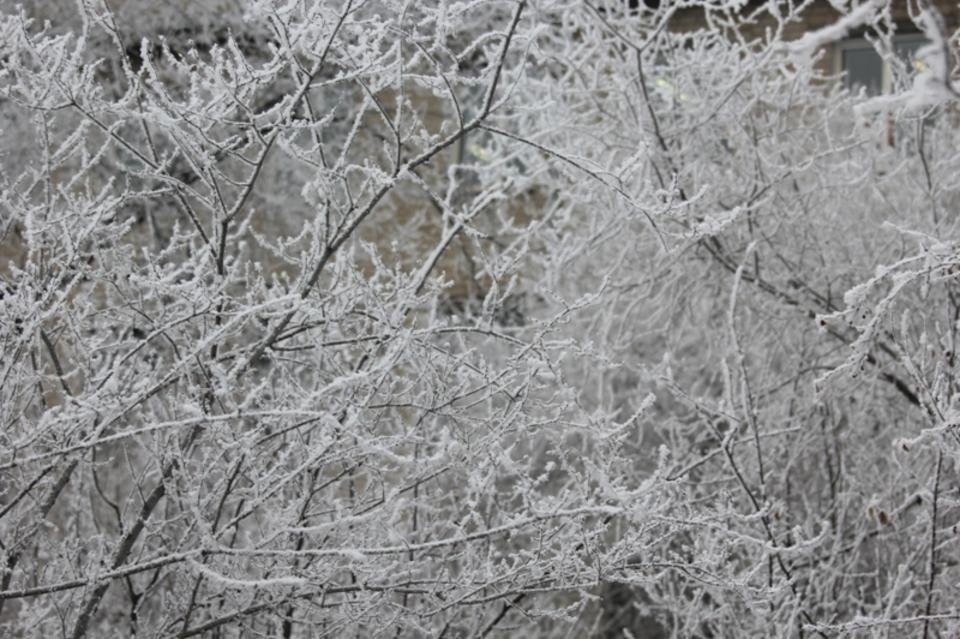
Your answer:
[837,34,928,95]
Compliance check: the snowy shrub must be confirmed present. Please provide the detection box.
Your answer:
[1,0,959,636]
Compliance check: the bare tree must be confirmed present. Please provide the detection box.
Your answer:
[1,0,959,636]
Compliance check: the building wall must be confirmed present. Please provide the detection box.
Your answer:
[667,0,959,76]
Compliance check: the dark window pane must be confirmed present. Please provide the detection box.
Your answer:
[843,46,883,95]
[894,37,926,62]
[895,37,928,75]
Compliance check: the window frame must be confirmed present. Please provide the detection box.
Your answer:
[834,33,929,95]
